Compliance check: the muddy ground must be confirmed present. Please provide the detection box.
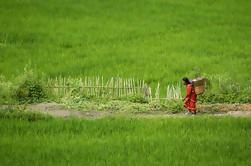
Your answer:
[1,102,251,119]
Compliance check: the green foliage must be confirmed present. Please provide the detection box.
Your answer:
[196,75,251,104]
[12,66,47,103]
[0,109,52,121]
[165,100,184,113]
[128,95,148,104]
[61,92,177,113]
[0,75,13,104]
[197,90,251,104]
[0,116,250,166]
[0,0,250,104]
[0,0,250,89]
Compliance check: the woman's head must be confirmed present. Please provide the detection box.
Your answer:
[182,77,190,85]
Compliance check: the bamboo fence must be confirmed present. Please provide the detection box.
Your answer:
[46,76,182,101]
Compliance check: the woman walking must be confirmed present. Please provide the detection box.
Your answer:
[182,77,197,115]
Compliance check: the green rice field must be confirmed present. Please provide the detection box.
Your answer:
[0,1,250,165]
[0,0,251,87]
[0,115,250,166]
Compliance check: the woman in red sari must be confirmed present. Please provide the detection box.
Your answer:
[182,77,197,115]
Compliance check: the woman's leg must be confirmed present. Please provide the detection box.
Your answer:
[184,98,190,109]
[190,100,196,114]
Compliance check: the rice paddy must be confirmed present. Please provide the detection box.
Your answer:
[0,0,251,87]
[0,1,250,165]
[0,114,250,166]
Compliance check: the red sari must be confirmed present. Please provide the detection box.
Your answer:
[184,84,197,112]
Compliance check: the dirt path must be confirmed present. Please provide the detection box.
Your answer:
[27,103,105,119]
[1,102,251,119]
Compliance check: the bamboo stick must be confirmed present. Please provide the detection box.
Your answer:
[115,78,118,97]
[137,79,139,95]
[133,78,136,95]
[155,83,160,101]
[102,76,104,97]
[129,79,131,96]
[120,78,123,97]
[63,77,66,96]
[124,80,126,97]
[148,87,152,102]
[79,77,83,93]
[125,79,128,96]
[84,76,87,96]
[96,76,99,97]
[142,80,145,97]
[54,77,58,96]
[105,79,109,97]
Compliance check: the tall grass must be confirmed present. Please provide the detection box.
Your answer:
[0,0,250,88]
[0,115,250,166]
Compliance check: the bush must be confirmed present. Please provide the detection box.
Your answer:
[13,66,47,104]
[165,100,183,113]
[197,90,251,104]
[128,95,148,104]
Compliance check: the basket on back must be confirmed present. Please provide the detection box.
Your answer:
[190,78,205,95]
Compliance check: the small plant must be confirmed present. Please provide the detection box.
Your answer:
[165,100,183,113]
[128,95,148,104]
[13,66,47,104]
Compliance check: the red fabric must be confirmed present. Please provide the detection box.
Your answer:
[184,84,197,112]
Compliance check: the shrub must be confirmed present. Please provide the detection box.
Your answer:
[197,90,251,104]
[13,66,47,104]
[128,95,148,104]
[165,100,183,113]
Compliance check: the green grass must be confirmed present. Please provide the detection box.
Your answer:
[0,113,250,166]
[0,0,251,87]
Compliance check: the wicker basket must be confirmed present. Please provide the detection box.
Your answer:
[190,78,205,95]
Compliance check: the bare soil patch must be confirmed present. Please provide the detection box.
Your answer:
[1,103,251,118]
[27,102,104,118]
[28,103,251,118]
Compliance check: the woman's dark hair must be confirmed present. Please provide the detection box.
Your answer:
[182,77,191,84]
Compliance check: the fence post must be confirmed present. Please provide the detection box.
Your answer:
[155,83,160,101]
[54,77,58,96]
[124,80,126,97]
[148,87,152,102]
[102,76,104,97]
[46,76,186,101]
